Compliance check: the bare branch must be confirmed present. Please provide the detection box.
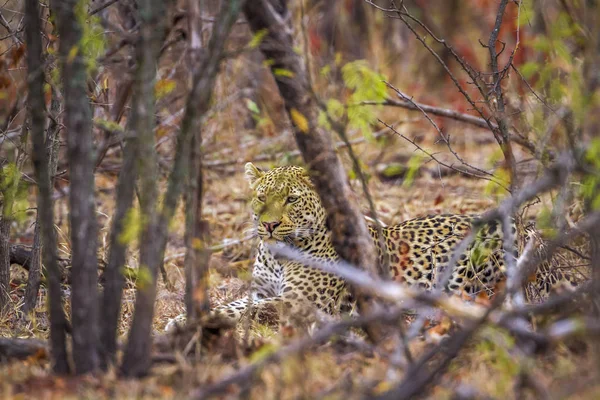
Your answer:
[486,0,518,189]
[0,338,48,362]
[378,119,509,189]
[203,125,393,169]
[121,0,245,377]
[26,0,70,373]
[89,0,121,16]
[360,97,540,157]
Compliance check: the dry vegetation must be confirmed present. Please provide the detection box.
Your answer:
[0,0,599,398]
[1,130,592,399]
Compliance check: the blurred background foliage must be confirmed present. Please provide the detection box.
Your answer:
[0,0,599,397]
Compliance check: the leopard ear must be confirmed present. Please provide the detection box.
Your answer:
[299,166,312,185]
[245,162,264,188]
[301,166,310,178]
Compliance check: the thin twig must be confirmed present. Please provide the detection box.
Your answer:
[89,0,121,16]
[359,97,539,157]
[202,124,393,169]
[379,119,509,190]
[383,82,495,178]
[192,308,406,399]
[485,0,518,189]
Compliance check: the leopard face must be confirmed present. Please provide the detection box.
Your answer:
[245,163,327,244]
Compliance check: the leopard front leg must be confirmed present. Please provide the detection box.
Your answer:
[165,242,283,332]
[164,297,254,333]
[209,261,347,327]
[279,261,346,317]
[165,278,343,333]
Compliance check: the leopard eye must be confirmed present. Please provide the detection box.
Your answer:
[257,194,266,203]
[286,196,299,204]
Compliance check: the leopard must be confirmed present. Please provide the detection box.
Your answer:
[166,162,538,332]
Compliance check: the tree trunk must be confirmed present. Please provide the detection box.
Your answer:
[0,338,48,363]
[23,85,61,314]
[183,0,211,323]
[27,0,70,374]
[184,131,212,321]
[591,225,600,378]
[582,0,600,379]
[99,135,138,369]
[0,217,9,311]
[99,2,152,368]
[117,0,172,377]
[120,0,245,377]
[0,117,27,313]
[22,222,41,313]
[243,0,384,342]
[53,0,100,374]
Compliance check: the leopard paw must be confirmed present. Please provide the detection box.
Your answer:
[165,313,187,333]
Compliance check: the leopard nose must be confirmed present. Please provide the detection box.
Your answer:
[262,221,281,233]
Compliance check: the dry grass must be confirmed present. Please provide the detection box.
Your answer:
[0,4,595,396]
[1,134,595,398]
[2,68,594,394]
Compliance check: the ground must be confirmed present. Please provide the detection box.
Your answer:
[0,125,594,399]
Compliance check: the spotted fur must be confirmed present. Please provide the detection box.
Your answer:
[165,163,575,333]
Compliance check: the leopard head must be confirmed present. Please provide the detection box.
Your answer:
[245,162,326,244]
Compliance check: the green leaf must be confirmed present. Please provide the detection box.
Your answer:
[320,65,331,77]
[326,98,344,120]
[120,265,138,281]
[155,79,177,99]
[520,62,539,79]
[536,206,557,238]
[94,118,124,133]
[581,175,596,199]
[317,110,331,130]
[75,0,106,73]
[474,327,520,396]
[531,36,551,52]
[346,160,371,182]
[340,60,387,136]
[249,29,268,49]
[245,99,260,114]
[402,153,424,188]
[136,265,154,290]
[341,60,387,102]
[118,207,142,245]
[585,138,600,166]
[518,2,535,27]
[569,70,586,126]
[548,79,564,102]
[553,41,571,64]
[380,163,407,179]
[536,65,552,89]
[592,194,600,211]
[484,168,510,196]
[273,68,295,78]
[249,343,278,363]
[0,163,28,222]
[347,104,376,136]
[0,163,19,192]
[469,241,492,266]
[348,168,356,180]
